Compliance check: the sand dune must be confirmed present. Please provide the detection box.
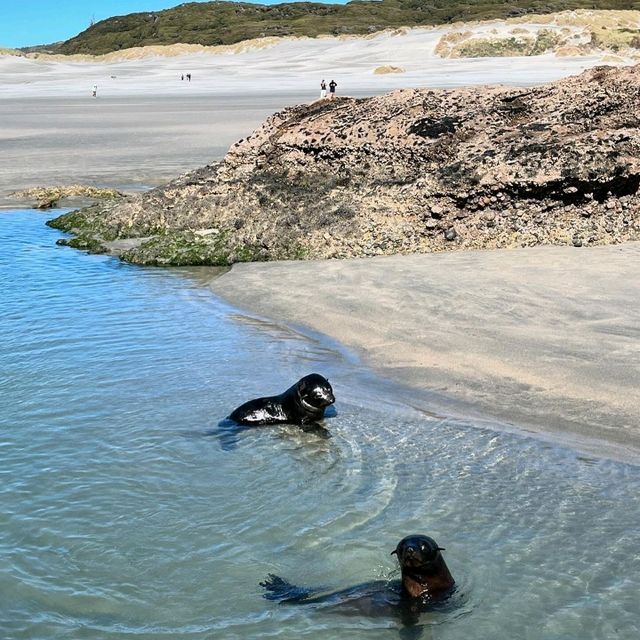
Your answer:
[1,20,633,100]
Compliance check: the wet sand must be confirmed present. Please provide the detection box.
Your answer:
[210,243,640,463]
[0,94,312,203]
[0,24,616,203]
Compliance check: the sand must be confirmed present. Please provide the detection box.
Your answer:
[0,93,312,203]
[2,25,638,461]
[210,244,640,463]
[0,25,618,100]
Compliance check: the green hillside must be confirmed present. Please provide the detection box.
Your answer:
[56,0,640,55]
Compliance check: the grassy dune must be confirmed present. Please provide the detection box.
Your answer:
[436,9,640,58]
[51,1,640,56]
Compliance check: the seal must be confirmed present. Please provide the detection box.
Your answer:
[228,373,335,426]
[260,535,455,628]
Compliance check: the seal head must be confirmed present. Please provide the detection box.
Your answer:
[296,373,335,413]
[392,535,455,601]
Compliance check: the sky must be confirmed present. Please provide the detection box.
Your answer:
[0,0,349,49]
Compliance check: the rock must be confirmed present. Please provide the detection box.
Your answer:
[430,204,444,218]
[49,65,640,264]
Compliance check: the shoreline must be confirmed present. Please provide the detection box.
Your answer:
[209,242,640,465]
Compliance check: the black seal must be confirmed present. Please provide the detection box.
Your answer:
[260,535,455,628]
[228,373,335,426]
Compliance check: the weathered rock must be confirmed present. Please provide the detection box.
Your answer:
[49,65,640,265]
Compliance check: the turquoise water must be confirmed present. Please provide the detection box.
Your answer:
[1,209,639,639]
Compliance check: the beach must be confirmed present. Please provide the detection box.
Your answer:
[0,94,308,203]
[2,18,640,639]
[1,27,638,461]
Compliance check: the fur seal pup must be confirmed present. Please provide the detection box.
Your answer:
[228,373,335,426]
[260,535,455,628]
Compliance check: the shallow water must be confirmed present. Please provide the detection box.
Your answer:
[1,210,639,639]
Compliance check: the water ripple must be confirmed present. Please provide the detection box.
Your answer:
[1,211,639,640]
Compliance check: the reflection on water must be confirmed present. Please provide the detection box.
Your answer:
[1,210,639,639]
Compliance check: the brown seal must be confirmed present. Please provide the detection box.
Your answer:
[260,534,455,626]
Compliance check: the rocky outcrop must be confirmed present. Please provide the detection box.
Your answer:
[49,64,640,265]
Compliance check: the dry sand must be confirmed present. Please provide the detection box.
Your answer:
[0,26,619,100]
[210,244,640,463]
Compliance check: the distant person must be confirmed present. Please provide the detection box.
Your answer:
[92,84,97,98]
[181,74,184,81]
[329,79,337,99]
[320,79,327,99]
[187,73,191,82]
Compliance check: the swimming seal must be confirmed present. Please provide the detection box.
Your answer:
[228,373,335,426]
[260,535,455,628]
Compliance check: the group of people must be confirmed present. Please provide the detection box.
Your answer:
[320,79,337,99]
[181,73,192,81]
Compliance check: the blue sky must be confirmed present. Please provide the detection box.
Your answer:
[0,0,349,48]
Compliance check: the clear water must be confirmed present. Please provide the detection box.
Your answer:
[1,209,638,640]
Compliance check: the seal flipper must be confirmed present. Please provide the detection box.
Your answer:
[260,574,320,603]
[399,604,424,639]
[206,419,245,451]
[399,623,426,640]
[299,422,331,438]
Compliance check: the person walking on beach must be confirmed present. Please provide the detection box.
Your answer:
[187,73,191,82]
[329,79,337,99]
[91,84,97,98]
[320,79,327,99]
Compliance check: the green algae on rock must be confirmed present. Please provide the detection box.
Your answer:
[55,235,108,254]
[118,230,307,266]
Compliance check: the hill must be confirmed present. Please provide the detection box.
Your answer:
[56,0,640,55]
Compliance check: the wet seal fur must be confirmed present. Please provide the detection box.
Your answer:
[260,535,455,632]
[214,374,336,449]
[228,373,335,426]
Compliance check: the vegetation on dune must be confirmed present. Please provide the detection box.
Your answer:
[53,1,640,55]
[434,10,640,58]
[450,28,563,58]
